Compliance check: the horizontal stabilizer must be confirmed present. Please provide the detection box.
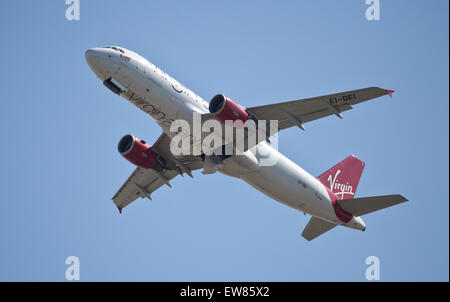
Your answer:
[337,194,408,217]
[302,217,337,241]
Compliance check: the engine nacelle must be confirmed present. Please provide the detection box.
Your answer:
[117,134,157,169]
[209,94,249,124]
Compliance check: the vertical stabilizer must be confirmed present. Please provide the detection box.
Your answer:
[317,155,365,200]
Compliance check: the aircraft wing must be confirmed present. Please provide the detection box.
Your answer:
[201,87,393,154]
[112,133,203,212]
[246,87,393,132]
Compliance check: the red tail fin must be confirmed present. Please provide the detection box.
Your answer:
[317,155,365,200]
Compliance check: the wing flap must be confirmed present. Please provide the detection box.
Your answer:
[337,194,408,217]
[301,217,337,241]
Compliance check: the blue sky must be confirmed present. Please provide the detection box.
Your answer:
[0,1,448,281]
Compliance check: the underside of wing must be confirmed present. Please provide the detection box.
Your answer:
[246,87,393,131]
[152,132,204,175]
[199,87,393,154]
[112,167,178,212]
[112,132,203,212]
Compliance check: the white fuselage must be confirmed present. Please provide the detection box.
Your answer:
[85,46,364,230]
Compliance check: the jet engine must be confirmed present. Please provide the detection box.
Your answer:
[209,94,249,124]
[117,134,158,169]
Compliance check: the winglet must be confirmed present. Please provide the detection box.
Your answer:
[118,206,123,214]
[386,89,395,98]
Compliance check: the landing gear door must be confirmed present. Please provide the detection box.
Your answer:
[103,77,128,95]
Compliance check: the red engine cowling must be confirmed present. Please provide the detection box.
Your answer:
[117,134,157,169]
[209,94,249,124]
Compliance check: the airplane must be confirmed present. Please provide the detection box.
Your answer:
[85,46,407,241]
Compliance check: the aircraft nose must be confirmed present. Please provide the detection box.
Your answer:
[85,48,101,68]
[85,48,94,60]
[85,48,109,78]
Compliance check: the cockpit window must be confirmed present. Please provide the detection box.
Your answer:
[103,46,125,53]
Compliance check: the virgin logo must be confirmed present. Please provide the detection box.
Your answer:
[327,169,354,199]
[120,54,131,62]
